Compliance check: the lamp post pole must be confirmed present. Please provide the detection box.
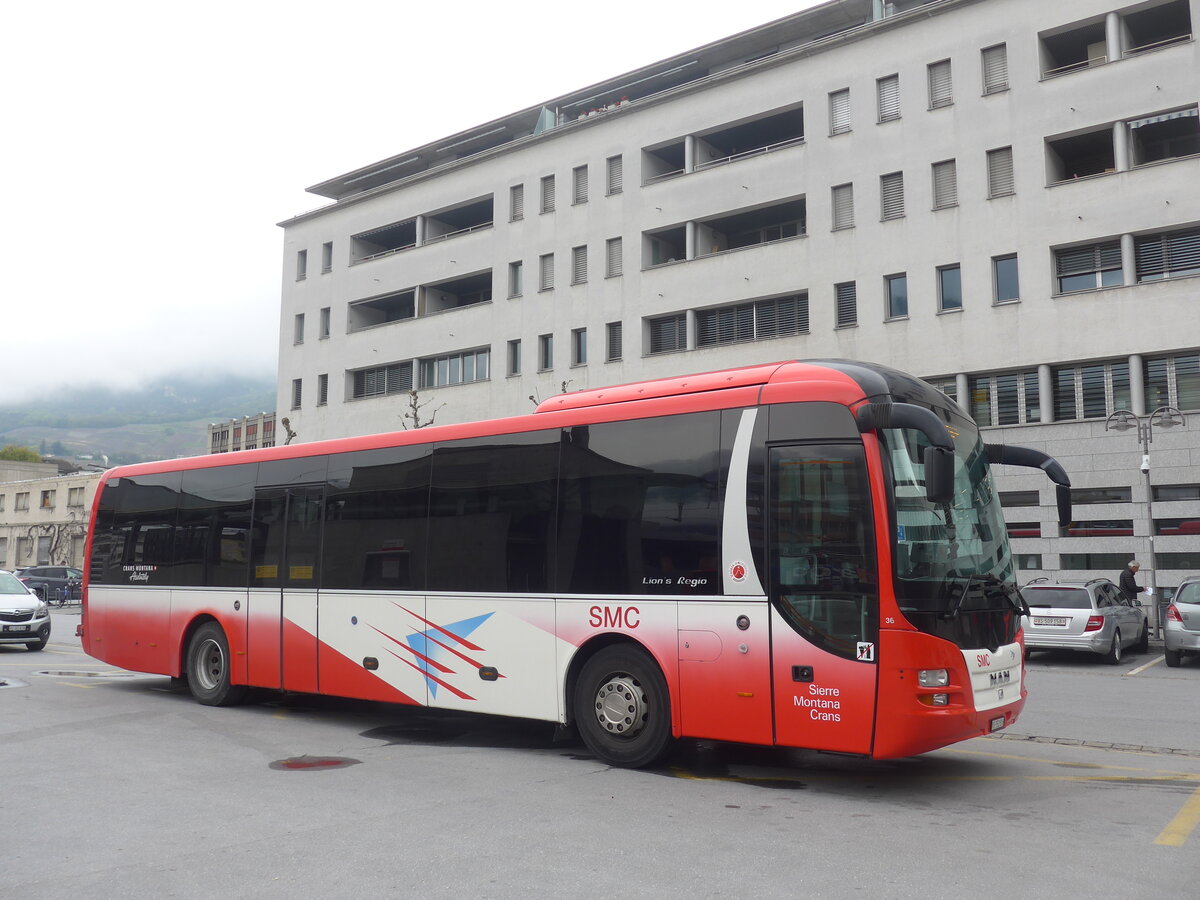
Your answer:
[1105,406,1186,639]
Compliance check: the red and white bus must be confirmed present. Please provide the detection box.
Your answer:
[80,359,1071,767]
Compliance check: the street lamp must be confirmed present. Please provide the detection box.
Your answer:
[1105,405,1187,638]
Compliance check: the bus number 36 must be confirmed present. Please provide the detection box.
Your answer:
[589,606,641,629]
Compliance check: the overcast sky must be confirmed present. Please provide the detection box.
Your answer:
[1,0,819,403]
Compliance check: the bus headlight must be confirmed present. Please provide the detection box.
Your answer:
[918,669,949,687]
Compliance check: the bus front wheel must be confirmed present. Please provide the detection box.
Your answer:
[574,646,672,768]
[186,622,247,707]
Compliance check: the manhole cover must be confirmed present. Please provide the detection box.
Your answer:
[35,670,144,679]
[0,677,29,690]
[269,755,360,771]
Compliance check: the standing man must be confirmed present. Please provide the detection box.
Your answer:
[1119,560,1145,602]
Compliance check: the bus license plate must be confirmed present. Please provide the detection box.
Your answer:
[1033,616,1068,627]
[3,624,29,633]
[990,716,1006,732]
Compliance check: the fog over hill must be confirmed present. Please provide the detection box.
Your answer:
[0,374,275,464]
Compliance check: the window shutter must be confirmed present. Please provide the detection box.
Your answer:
[650,314,686,353]
[573,165,588,204]
[1137,229,1200,280]
[877,75,900,122]
[880,172,904,219]
[606,155,623,194]
[932,160,958,208]
[832,183,854,230]
[982,44,1008,94]
[539,253,554,291]
[928,60,953,108]
[829,88,851,134]
[572,246,587,284]
[606,322,623,361]
[540,175,555,212]
[1056,242,1120,276]
[987,147,1014,197]
[606,237,623,277]
[510,184,524,220]
[835,282,857,327]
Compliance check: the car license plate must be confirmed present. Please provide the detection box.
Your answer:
[1033,616,1068,627]
[990,716,1006,732]
[3,624,29,633]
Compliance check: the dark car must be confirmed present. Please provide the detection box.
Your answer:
[16,566,83,605]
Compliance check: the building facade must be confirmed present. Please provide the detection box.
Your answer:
[276,0,1200,591]
[0,470,102,571]
[207,412,278,454]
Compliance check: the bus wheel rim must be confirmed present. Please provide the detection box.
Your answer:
[593,674,647,738]
[196,638,225,691]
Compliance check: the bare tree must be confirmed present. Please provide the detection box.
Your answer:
[400,390,446,430]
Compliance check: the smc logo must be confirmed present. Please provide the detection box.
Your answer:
[589,606,640,629]
[976,652,992,667]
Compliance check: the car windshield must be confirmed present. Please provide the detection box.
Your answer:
[0,572,31,594]
[1025,588,1092,610]
[1174,582,1200,605]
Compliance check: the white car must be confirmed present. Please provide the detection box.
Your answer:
[0,569,51,651]
[1164,576,1200,667]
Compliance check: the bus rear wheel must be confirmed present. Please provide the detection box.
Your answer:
[186,622,247,707]
[574,646,672,768]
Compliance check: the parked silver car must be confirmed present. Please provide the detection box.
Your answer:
[0,569,51,651]
[1021,578,1149,665]
[1164,576,1200,667]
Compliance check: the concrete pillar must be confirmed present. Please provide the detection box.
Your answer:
[1121,232,1136,286]
[1038,364,1054,423]
[1129,354,1146,416]
[1113,121,1129,172]
[686,309,698,351]
[1105,11,1122,62]
[685,134,697,173]
[686,221,697,261]
[956,373,969,414]
[415,215,426,247]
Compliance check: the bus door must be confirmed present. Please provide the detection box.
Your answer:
[768,443,879,755]
[248,485,323,693]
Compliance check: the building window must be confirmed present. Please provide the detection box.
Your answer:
[508,261,523,298]
[696,294,809,348]
[831,183,854,230]
[510,184,524,221]
[40,490,55,509]
[291,378,302,409]
[317,373,329,406]
[15,492,30,512]
[885,274,908,319]
[1006,522,1041,539]
[319,307,331,339]
[606,237,623,277]
[1000,490,1039,508]
[1015,554,1043,571]
[880,172,904,220]
[938,264,962,311]
[932,159,958,209]
[877,74,900,122]
[1055,241,1122,293]
[925,377,957,405]
[507,339,521,376]
[571,246,588,285]
[993,255,1020,303]
[606,321,623,361]
[572,165,588,204]
[1074,487,1133,504]
[829,88,851,135]
[835,282,857,328]
[606,155,623,195]
[1060,520,1135,538]
[68,486,85,507]
[987,147,1014,197]
[1135,227,1200,282]
[0,537,6,567]
[0,495,5,512]
[1155,484,1200,502]
[1129,105,1200,166]
[1053,360,1131,421]
[293,313,305,345]
[648,313,687,354]
[571,328,587,366]
[321,241,333,274]
[981,44,1008,94]
[539,254,554,291]
[969,371,1040,426]
[927,59,953,108]
[1144,353,1200,411]
[296,249,307,281]
[538,334,554,371]
[540,175,555,213]
[419,349,490,388]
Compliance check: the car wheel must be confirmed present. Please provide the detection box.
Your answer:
[574,645,672,769]
[1104,629,1122,665]
[185,622,247,707]
[1135,622,1149,654]
[1164,647,1182,668]
[25,637,48,651]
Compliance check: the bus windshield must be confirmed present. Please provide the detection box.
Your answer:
[880,424,1023,649]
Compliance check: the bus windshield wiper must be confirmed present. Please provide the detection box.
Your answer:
[942,574,1027,619]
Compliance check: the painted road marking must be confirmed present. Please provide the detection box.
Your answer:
[1156,785,1200,846]
[1127,656,1165,676]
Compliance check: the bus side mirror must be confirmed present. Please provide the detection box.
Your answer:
[924,446,954,504]
[1056,483,1073,528]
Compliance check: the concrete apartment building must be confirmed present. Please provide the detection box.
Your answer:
[0,462,102,571]
[276,0,1200,591]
